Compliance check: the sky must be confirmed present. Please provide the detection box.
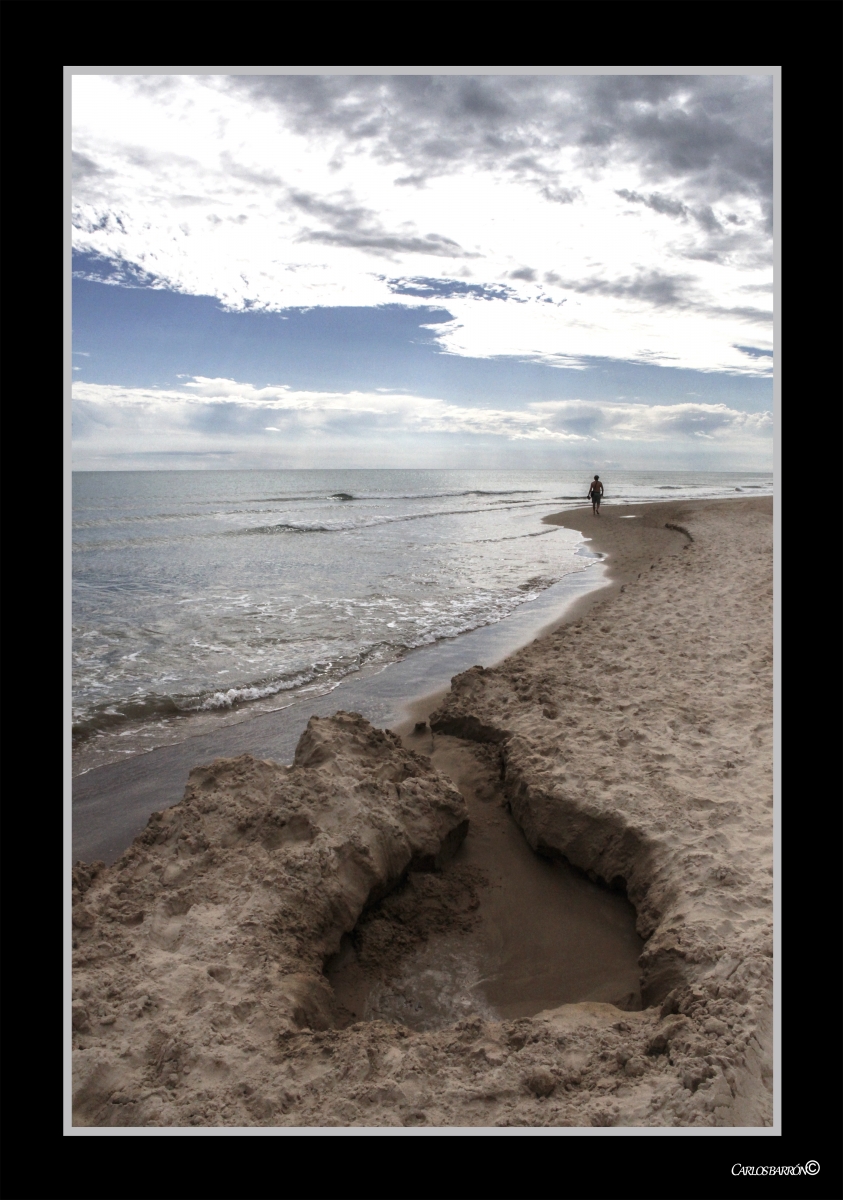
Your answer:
[71,72,774,471]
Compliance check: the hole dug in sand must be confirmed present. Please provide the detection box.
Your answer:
[326,736,644,1032]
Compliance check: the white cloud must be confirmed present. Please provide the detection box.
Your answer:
[73,378,772,470]
[73,378,589,441]
[72,74,773,376]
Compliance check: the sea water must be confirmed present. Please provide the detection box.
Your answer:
[72,469,771,770]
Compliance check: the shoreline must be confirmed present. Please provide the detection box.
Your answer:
[71,496,773,1128]
[71,486,768,777]
[70,549,607,777]
[71,535,606,780]
[72,544,609,865]
[392,494,759,739]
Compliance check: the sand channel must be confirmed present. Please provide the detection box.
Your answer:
[326,733,643,1031]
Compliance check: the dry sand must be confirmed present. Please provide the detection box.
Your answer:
[71,497,773,1128]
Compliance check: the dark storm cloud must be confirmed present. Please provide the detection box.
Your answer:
[553,270,696,308]
[302,228,470,257]
[227,75,772,212]
[540,185,581,204]
[712,306,773,323]
[618,188,685,217]
[693,205,722,233]
[548,270,772,326]
[73,151,108,183]
[72,151,118,204]
[680,227,774,270]
[284,186,477,259]
[616,188,723,232]
[220,152,286,189]
[219,75,772,271]
[287,188,369,226]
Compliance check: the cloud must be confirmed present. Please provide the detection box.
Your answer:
[72,250,164,290]
[529,398,772,441]
[555,269,696,308]
[733,343,773,358]
[616,188,723,232]
[229,75,772,207]
[73,378,772,456]
[72,151,111,185]
[707,304,772,323]
[284,186,477,259]
[617,188,687,218]
[385,276,515,301]
[301,228,471,258]
[74,377,588,441]
[739,282,773,293]
[540,185,581,204]
[420,292,771,376]
[71,74,773,374]
[546,270,772,327]
[509,267,538,283]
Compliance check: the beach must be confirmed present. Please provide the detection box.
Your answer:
[71,495,773,1128]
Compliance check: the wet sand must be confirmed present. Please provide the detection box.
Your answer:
[327,735,643,1030]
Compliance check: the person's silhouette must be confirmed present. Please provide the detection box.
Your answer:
[588,475,604,516]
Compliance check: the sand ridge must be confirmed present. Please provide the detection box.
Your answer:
[71,497,773,1128]
[71,713,469,1125]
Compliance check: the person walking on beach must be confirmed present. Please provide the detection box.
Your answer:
[588,475,604,516]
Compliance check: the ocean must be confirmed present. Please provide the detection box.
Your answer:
[71,469,772,772]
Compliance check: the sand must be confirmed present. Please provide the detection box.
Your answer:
[70,496,773,1128]
[326,735,644,1030]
